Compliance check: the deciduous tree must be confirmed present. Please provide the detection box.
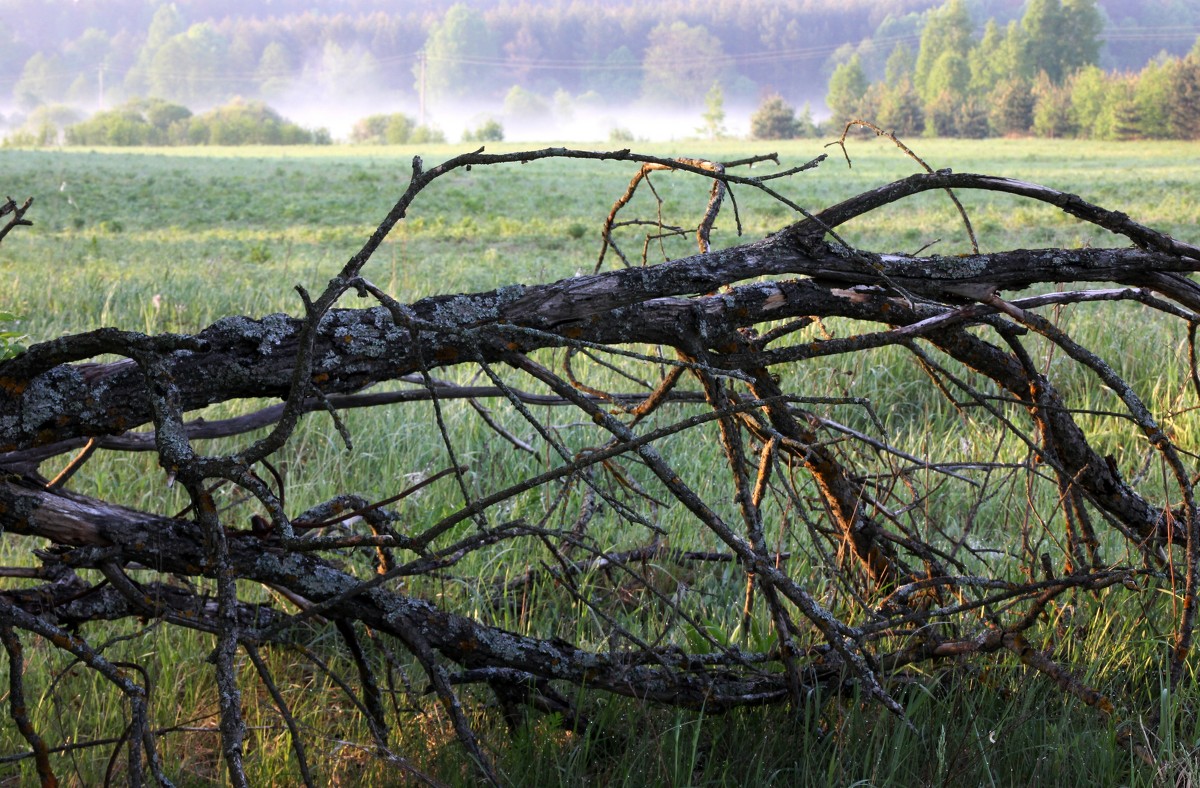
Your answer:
[419,3,499,104]
[826,54,868,126]
[914,0,974,104]
[1022,0,1103,83]
[641,21,726,107]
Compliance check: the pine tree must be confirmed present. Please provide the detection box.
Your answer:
[1032,72,1076,137]
[795,102,818,137]
[955,98,991,138]
[1168,57,1200,140]
[923,92,959,137]
[878,79,924,136]
[750,95,798,140]
[1135,58,1175,139]
[698,81,727,139]
[1109,81,1141,140]
[989,78,1034,135]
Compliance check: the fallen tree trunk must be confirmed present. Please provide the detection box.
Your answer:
[3,171,1197,453]
[2,142,1198,784]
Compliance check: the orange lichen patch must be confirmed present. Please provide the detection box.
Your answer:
[0,377,27,395]
[434,346,459,363]
[47,631,83,651]
[506,341,521,351]
[342,335,353,344]
[562,326,584,339]
[311,372,329,384]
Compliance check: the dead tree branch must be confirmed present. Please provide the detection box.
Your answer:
[2,145,1199,782]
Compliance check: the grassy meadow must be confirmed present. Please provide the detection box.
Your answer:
[1,137,1200,785]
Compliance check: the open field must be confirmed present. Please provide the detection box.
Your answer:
[2,138,1200,785]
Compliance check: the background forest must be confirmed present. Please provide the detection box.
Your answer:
[1,0,1198,143]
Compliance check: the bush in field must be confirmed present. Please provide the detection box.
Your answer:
[63,98,326,147]
[462,118,504,142]
[350,112,417,144]
[3,104,81,147]
[608,126,635,142]
[351,113,442,144]
[409,124,446,144]
[383,114,415,144]
[188,99,323,145]
[66,98,192,146]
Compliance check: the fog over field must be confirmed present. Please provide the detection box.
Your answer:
[3,0,1198,144]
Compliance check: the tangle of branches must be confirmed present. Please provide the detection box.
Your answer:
[2,135,1200,784]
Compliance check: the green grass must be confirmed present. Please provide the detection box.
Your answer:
[2,138,1200,785]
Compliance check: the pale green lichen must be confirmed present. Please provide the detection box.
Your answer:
[210,313,296,355]
[429,294,499,327]
[22,367,76,430]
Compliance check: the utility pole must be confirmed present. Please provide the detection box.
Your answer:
[418,50,426,127]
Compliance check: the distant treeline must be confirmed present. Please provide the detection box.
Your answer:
[0,0,941,115]
[816,0,1200,140]
[4,98,331,147]
[3,0,1200,118]
[3,0,1200,144]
